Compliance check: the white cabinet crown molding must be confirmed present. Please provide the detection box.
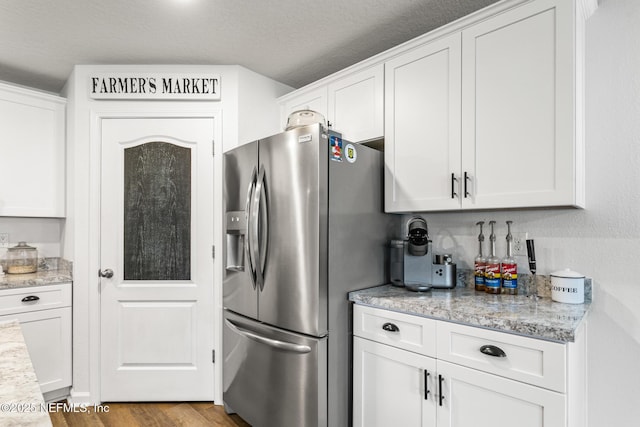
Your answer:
[0,80,65,102]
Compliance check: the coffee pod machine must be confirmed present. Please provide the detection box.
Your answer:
[389,217,457,292]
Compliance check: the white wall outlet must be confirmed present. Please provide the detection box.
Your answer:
[0,233,8,248]
[512,232,528,256]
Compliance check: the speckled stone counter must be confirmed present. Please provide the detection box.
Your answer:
[0,259,72,291]
[0,320,52,427]
[349,284,590,343]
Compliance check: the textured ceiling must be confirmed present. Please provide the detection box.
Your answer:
[0,0,499,94]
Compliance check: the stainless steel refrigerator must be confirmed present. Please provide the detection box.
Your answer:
[223,123,394,427]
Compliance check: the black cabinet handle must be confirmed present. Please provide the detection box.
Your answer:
[480,344,507,358]
[451,173,458,199]
[21,295,40,303]
[424,370,430,400]
[382,322,399,332]
[464,171,471,198]
[438,374,445,406]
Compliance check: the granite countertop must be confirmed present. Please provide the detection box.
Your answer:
[0,259,72,291]
[349,284,591,343]
[0,320,52,427]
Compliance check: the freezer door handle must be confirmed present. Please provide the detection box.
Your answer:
[225,319,311,354]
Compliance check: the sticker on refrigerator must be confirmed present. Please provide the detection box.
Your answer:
[298,134,312,144]
[330,135,342,162]
[345,144,357,163]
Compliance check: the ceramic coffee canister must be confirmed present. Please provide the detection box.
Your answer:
[550,268,585,304]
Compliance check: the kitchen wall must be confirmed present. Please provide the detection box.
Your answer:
[0,217,63,260]
[418,1,640,424]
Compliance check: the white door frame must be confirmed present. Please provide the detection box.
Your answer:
[83,107,224,404]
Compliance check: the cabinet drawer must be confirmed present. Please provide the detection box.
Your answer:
[353,305,436,357]
[436,321,566,392]
[0,284,71,316]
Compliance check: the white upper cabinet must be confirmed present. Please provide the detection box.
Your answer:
[327,64,384,143]
[385,0,586,212]
[280,85,328,131]
[385,33,462,212]
[278,64,384,143]
[276,0,590,212]
[461,0,579,210]
[0,82,66,217]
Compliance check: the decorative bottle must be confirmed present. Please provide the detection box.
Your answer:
[474,221,486,291]
[501,221,518,295]
[484,221,501,294]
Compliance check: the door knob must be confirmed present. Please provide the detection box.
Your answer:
[98,268,114,278]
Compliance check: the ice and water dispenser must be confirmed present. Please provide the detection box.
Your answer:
[225,211,246,271]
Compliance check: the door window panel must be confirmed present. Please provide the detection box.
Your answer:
[123,142,191,280]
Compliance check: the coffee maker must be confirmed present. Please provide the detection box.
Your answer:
[390,217,457,291]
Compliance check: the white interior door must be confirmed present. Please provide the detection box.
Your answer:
[100,117,214,401]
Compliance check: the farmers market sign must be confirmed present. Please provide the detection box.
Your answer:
[89,73,220,100]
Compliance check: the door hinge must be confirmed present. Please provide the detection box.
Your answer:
[212,350,215,363]
[212,139,215,156]
[212,245,215,259]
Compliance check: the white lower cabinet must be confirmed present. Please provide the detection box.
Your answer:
[353,305,584,427]
[354,337,436,427]
[0,284,72,400]
[436,360,565,427]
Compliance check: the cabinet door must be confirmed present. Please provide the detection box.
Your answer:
[1,307,72,393]
[353,337,436,427]
[328,64,383,143]
[385,33,462,212]
[280,86,328,130]
[436,360,566,427]
[461,0,577,209]
[0,84,66,217]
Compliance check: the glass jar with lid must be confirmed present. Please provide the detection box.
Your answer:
[6,242,38,274]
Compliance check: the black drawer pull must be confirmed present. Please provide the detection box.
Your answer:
[480,344,507,358]
[382,322,399,332]
[438,374,445,406]
[21,295,40,303]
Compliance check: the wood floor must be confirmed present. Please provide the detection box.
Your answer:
[49,402,250,427]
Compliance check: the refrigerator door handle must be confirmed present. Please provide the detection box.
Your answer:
[246,167,258,289]
[257,165,269,290]
[251,164,268,291]
[225,319,311,354]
